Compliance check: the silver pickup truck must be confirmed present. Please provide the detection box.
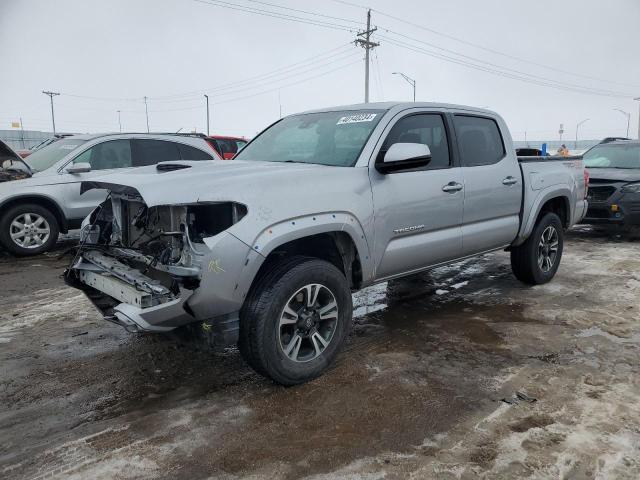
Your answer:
[65,102,588,385]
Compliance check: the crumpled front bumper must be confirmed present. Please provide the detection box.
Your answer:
[65,231,255,335]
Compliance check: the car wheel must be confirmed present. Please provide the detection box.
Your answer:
[0,204,60,256]
[239,256,353,385]
[510,212,564,285]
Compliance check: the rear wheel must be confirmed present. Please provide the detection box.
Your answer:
[511,212,564,285]
[0,204,60,256]
[239,256,352,385]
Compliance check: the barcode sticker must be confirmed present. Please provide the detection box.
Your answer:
[336,113,377,125]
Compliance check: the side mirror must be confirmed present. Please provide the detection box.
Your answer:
[377,143,431,173]
[66,162,91,174]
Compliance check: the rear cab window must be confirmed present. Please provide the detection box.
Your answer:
[453,115,506,167]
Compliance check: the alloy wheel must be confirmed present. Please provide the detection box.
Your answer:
[537,225,559,273]
[278,283,339,363]
[9,213,51,249]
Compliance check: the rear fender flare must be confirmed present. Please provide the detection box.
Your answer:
[515,187,572,245]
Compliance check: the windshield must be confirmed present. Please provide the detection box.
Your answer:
[25,138,86,172]
[584,144,640,169]
[235,110,386,166]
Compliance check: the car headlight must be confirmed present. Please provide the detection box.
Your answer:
[621,182,640,193]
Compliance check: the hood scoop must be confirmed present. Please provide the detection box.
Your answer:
[156,163,192,172]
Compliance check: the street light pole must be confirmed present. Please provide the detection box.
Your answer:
[204,95,210,135]
[117,110,122,132]
[613,108,630,137]
[42,91,60,135]
[575,118,589,149]
[144,96,150,133]
[392,72,416,101]
[634,98,640,140]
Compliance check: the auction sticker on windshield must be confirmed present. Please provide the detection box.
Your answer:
[337,113,377,125]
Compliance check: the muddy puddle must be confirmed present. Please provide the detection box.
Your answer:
[2,231,640,479]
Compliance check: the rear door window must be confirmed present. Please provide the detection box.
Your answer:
[453,115,506,167]
[131,139,181,167]
[73,139,132,171]
[178,143,213,160]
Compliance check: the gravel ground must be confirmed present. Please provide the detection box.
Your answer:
[1,228,639,479]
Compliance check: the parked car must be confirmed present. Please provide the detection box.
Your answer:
[19,134,77,158]
[516,147,550,156]
[0,139,32,181]
[581,140,640,229]
[206,135,248,159]
[0,133,220,256]
[599,137,631,145]
[65,102,588,385]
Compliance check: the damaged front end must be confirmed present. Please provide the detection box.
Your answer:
[65,184,248,336]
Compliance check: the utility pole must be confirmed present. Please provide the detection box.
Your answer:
[117,110,122,132]
[635,98,640,139]
[613,108,630,137]
[392,72,416,101]
[575,118,590,149]
[144,96,150,133]
[204,95,210,135]
[355,9,379,103]
[42,91,60,135]
[20,117,25,149]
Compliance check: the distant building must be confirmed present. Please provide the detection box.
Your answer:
[0,129,65,150]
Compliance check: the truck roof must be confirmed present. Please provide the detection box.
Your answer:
[300,101,496,116]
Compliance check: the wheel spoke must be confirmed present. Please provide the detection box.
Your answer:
[311,331,328,356]
[305,284,320,308]
[280,304,299,325]
[34,228,49,235]
[24,214,32,225]
[318,300,338,320]
[284,334,302,360]
[33,216,45,227]
[11,221,25,230]
[538,254,545,269]
[32,236,44,246]
[10,231,26,240]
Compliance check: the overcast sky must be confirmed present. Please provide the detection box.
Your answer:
[1,0,639,142]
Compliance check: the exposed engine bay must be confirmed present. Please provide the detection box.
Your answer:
[65,191,247,328]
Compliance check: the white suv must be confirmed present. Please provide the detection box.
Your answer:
[0,133,220,256]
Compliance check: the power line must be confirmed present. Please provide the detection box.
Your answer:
[380,35,633,99]
[378,31,634,98]
[372,8,640,90]
[151,48,359,104]
[242,0,364,26]
[147,58,361,113]
[193,0,357,32]
[324,0,640,91]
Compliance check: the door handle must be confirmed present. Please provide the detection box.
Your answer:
[442,182,463,193]
[502,176,518,186]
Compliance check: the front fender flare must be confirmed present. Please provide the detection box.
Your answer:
[234,212,373,301]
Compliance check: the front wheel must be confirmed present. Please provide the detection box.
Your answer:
[239,256,353,385]
[0,204,60,256]
[510,212,564,285]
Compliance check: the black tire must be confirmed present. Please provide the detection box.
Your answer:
[0,203,60,256]
[511,212,564,285]
[239,256,353,385]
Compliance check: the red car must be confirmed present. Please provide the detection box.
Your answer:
[206,135,249,160]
